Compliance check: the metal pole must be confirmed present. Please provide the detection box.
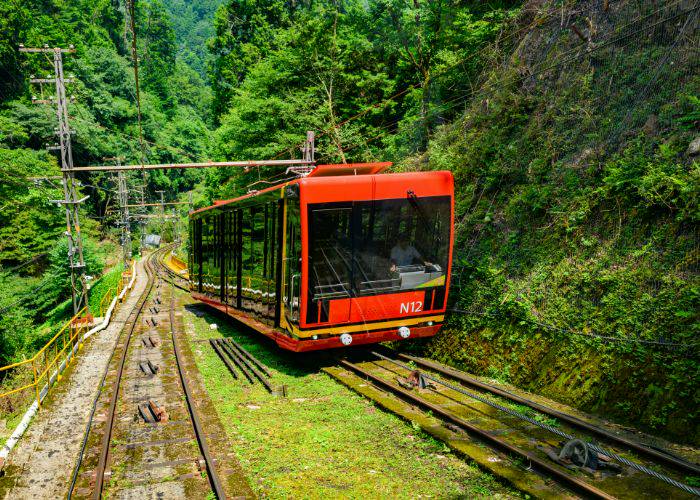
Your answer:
[115,160,131,267]
[22,45,89,316]
[155,190,165,243]
[64,159,315,172]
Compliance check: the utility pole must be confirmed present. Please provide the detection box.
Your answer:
[303,131,316,163]
[172,208,179,246]
[155,190,165,243]
[21,44,90,316]
[287,131,316,177]
[132,182,147,254]
[108,157,131,267]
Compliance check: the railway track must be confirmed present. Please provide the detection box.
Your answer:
[328,350,700,499]
[155,249,190,292]
[68,247,251,499]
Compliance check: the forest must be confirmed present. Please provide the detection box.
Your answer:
[0,0,698,442]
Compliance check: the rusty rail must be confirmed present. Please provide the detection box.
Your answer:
[340,359,616,500]
[169,279,226,499]
[398,353,700,476]
[92,253,158,499]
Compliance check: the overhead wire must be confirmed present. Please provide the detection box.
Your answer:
[0,279,53,315]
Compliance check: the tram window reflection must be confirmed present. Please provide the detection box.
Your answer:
[308,196,450,299]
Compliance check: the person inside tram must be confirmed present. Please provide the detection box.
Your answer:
[390,234,431,272]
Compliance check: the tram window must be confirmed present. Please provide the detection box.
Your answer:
[308,205,353,299]
[241,209,252,277]
[284,197,301,323]
[251,207,264,276]
[308,196,450,299]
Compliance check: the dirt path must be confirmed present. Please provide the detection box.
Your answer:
[0,259,149,499]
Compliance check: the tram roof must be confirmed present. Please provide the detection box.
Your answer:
[191,162,450,217]
[191,162,391,216]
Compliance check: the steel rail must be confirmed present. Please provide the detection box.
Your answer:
[209,339,239,379]
[218,339,255,384]
[398,353,700,476]
[92,251,158,498]
[376,352,699,496]
[222,338,274,392]
[154,251,189,291]
[225,338,271,377]
[340,359,616,500]
[168,279,227,499]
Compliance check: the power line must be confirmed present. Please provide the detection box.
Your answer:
[126,0,146,168]
[0,253,49,276]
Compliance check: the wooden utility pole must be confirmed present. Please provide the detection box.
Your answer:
[21,44,90,316]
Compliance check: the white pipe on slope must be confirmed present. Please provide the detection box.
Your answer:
[0,260,138,466]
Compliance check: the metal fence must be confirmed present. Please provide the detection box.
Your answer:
[0,267,132,414]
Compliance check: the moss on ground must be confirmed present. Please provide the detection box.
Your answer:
[183,302,518,499]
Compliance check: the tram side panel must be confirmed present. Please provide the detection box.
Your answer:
[190,188,293,332]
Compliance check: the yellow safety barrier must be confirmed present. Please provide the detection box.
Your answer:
[0,267,132,409]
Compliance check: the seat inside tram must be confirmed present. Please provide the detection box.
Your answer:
[308,195,450,301]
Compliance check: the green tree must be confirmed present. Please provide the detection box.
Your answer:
[141,0,177,110]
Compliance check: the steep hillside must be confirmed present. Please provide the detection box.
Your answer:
[406,0,699,443]
[165,0,224,79]
[0,0,211,366]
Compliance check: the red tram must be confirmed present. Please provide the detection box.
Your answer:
[188,162,454,351]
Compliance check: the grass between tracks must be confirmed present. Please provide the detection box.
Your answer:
[183,298,519,499]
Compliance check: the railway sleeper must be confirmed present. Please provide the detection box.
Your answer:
[141,335,160,348]
[139,359,159,375]
[137,400,168,423]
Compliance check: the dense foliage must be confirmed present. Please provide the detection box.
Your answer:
[206,0,519,198]
[0,0,697,442]
[0,0,213,366]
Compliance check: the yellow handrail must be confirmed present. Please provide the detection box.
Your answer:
[0,266,133,407]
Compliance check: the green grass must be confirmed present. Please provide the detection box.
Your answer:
[184,302,517,499]
[87,262,124,316]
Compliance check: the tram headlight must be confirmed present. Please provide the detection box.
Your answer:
[398,326,411,339]
[340,333,352,346]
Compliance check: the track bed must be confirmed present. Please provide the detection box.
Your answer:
[69,249,253,499]
[326,350,699,499]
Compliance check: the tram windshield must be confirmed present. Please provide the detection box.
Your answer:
[308,196,450,299]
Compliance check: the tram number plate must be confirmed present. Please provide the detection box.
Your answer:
[400,301,423,314]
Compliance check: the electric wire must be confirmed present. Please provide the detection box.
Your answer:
[448,308,699,350]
